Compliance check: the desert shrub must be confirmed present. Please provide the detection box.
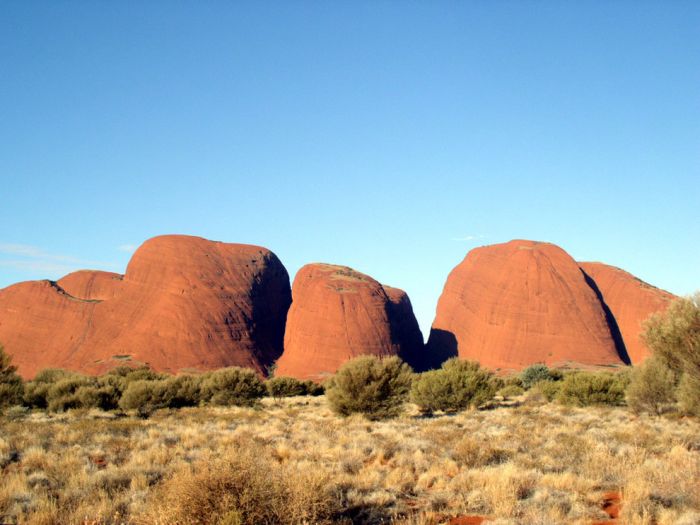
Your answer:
[22,381,51,408]
[23,368,76,408]
[124,366,167,383]
[0,345,24,408]
[502,375,524,388]
[107,365,165,381]
[520,364,562,389]
[75,385,121,410]
[46,375,96,411]
[32,368,74,383]
[326,355,412,420]
[106,365,167,396]
[266,376,310,398]
[642,293,700,416]
[410,358,496,414]
[490,375,505,392]
[201,367,265,407]
[626,356,678,415]
[644,293,700,374]
[96,373,129,395]
[161,374,203,408]
[555,371,628,407]
[498,384,524,399]
[306,381,325,396]
[530,379,561,402]
[118,380,168,415]
[677,373,700,416]
[144,444,339,524]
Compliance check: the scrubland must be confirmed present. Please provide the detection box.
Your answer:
[1,396,699,525]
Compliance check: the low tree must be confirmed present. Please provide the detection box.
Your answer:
[326,356,412,420]
[626,355,678,415]
[641,293,700,416]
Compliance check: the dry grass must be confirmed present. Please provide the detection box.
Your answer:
[1,398,699,524]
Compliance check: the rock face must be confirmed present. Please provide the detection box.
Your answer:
[0,235,291,378]
[427,240,627,372]
[579,262,675,364]
[274,264,424,380]
[57,270,123,301]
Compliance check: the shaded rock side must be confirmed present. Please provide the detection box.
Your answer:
[427,240,626,372]
[0,235,291,378]
[275,264,424,380]
[579,261,675,364]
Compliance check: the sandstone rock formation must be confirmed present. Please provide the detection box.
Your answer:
[0,235,291,378]
[427,240,627,372]
[57,270,123,301]
[274,264,424,380]
[579,262,675,364]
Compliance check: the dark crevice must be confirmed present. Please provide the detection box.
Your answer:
[580,269,631,365]
[46,280,103,304]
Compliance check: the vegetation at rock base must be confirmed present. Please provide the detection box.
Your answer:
[411,358,496,414]
[635,292,700,416]
[0,345,23,409]
[325,355,412,420]
[520,364,562,389]
[266,376,323,398]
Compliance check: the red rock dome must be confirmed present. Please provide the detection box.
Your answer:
[579,262,675,364]
[274,264,424,380]
[427,240,626,372]
[0,235,291,378]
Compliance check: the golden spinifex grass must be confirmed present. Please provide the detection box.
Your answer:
[1,397,699,524]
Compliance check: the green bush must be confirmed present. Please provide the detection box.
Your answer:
[0,345,24,408]
[326,356,412,420]
[22,382,51,409]
[266,376,314,398]
[677,374,700,417]
[46,375,96,412]
[410,358,496,414]
[497,384,524,399]
[642,293,700,416]
[201,367,265,407]
[626,356,678,415]
[118,380,168,415]
[161,375,203,408]
[306,381,325,396]
[531,380,561,402]
[555,371,628,407]
[23,368,76,408]
[75,385,121,410]
[520,364,562,389]
[502,375,524,389]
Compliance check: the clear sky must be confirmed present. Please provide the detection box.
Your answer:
[1,1,698,337]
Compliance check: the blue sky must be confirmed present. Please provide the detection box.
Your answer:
[1,1,698,337]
